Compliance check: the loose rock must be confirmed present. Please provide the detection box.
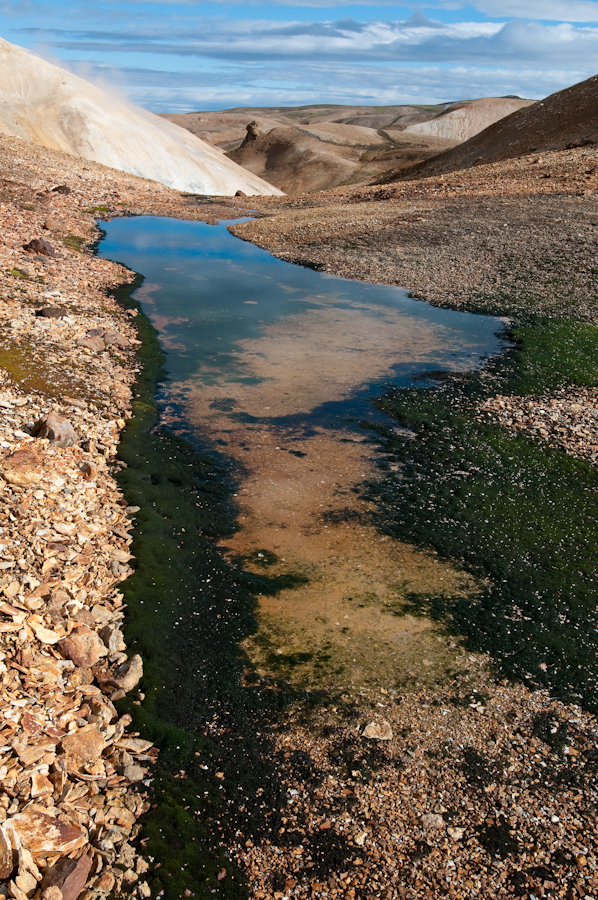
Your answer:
[31,412,77,447]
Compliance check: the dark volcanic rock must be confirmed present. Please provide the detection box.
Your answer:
[23,238,56,257]
[36,306,67,318]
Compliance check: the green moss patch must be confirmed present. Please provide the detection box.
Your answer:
[364,318,598,711]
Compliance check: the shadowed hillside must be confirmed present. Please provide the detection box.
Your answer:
[380,74,598,183]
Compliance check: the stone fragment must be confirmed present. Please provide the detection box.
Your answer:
[31,771,53,798]
[95,654,142,693]
[58,627,107,667]
[99,625,126,655]
[0,449,45,487]
[4,810,86,858]
[15,871,37,895]
[77,337,105,352]
[23,238,56,257]
[123,765,144,783]
[362,720,393,741]
[0,826,14,879]
[8,879,28,900]
[102,331,129,349]
[421,813,444,830]
[42,887,63,900]
[51,185,71,194]
[114,738,153,753]
[11,734,56,766]
[60,725,105,768]
[94,872,114,894]
[41,855,92,900]
[29,619,61,645]
[42,219,65,233]
[31,413,77,448]
[78,461,97,481]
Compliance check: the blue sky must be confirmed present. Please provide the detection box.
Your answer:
[2,1,598,111]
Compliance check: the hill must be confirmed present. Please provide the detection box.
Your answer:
[0,38,281,196]
[225,122,455,194]
[164,98,536,194]
[383,74,598,182]
[161,103,448,153]
[403,97,534,142]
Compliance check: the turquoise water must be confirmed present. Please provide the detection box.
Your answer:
[98,217,506,431]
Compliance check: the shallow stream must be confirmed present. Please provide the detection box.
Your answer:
[99,216,506,695]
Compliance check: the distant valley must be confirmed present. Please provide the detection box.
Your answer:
[162,97,533,193]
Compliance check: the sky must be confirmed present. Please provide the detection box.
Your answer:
[2,1,598,112]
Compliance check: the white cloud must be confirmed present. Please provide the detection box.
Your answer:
[89,0,598,15]
[71,57,582,112]
[32,16,598,70]
[12,3,598,111]
[472,0,598,23]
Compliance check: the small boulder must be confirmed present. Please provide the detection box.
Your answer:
[58,626,108,667]
[23,238,56,257]
[95,654,143,693]
[421,813,444,830]
[123,764,145,783]
[31,412,77,448]
[362,720,393,741]
[35,307,67,318]
[60,725,105,769]
[41,854,92,900]
[3,810,87,858]
[235,190,247,198]
[99,624,126,655]
[42,218,65,233]
[51,185,71,194]
[0,449,45,487]
[77,336,105,352]
[102,331,129,348]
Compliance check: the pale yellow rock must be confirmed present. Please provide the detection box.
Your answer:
[362,720,393,741]
[28,618,61,644]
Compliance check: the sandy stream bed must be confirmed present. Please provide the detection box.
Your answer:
[0,132,597,900]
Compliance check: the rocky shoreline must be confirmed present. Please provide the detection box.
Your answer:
[0,133,247,900]
[1,129,598,900]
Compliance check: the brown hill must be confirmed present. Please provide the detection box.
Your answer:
[225,123,455,194]
[160,103,447,154]
[382,74,598,183]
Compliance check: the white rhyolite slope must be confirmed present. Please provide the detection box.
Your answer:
[404,98,535,143]
[0,38,282,196]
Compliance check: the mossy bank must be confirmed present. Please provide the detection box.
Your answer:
[365,318,598,712]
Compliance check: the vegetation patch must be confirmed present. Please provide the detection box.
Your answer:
[364,318,598,711]
[62,234,86,252]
